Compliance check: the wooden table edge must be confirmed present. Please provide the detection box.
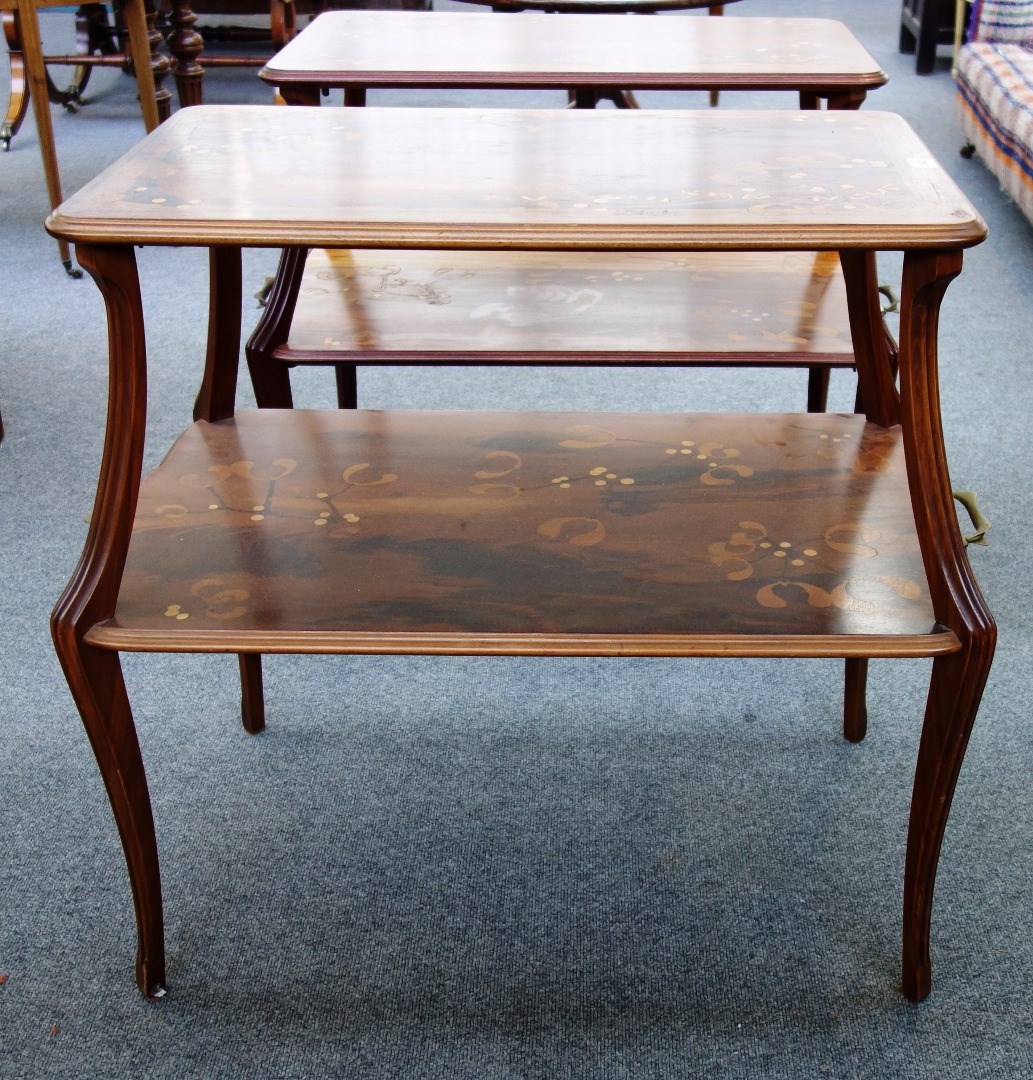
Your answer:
[84,625,962,658]
[258,68,889,91]
[46,218,989,250]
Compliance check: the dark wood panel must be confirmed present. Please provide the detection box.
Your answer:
[87,409,956,655]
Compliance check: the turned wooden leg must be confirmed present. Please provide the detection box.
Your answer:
[896,248,996,1000]
[238,654,265,734]
[167,0,203,109]
[141,0,172,121]
[245,247,309,409]
[17,0,80,274]
[1,11,28,150]
[51,243,165,996]
[123,0,163,131]
[843,657,868,743]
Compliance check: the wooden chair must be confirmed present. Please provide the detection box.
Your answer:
[0,0,162,273]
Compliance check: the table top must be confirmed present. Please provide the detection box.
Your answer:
[48,106,985,251]
[261,12,886,92]
[87,409,957,658]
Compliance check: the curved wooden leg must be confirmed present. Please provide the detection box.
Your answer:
[1,10,28,150]
[50,243,165,996]
[897,249,996,1000]
[193,246,242,423]
[840,249,900,427]
[245,247,308,409]
[806,366,831,413]
[843,657,868,743]
[53,640,166,997]
[239,654,265,734]
[902,641,992,1001]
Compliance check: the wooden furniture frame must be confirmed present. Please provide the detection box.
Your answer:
[255,11,888,412]
[899,0,957,73]
[1,0,162,273]
[47,104,994,1004]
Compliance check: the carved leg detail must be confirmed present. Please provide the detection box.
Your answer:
[167,0,204,108]
[843,657,868,743]
[50,244,162,996]
[896,249,996,1000]
[902,642,992,1001]
[245,247,309,409]
[239,654,265,734]
[1,11,29,149]
[141,0,172,123]
[53,638,166,997]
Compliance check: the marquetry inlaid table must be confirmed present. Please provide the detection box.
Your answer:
[48,104,994,1004]
[254,10,888,412]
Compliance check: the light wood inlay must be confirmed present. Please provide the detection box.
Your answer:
[281,249,854,364]
[261,12,887,92]
[47,106,986,250]
[85,409,958,657]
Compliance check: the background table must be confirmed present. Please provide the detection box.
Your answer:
[254,9,888,412]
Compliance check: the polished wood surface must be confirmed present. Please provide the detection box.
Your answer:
[47,105,986,250]
[278,249,855,363]
[85,408,956,655]
[261,12,886,94]
[49,102,996,1003]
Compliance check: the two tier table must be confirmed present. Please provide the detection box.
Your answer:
[47,104,994,1003]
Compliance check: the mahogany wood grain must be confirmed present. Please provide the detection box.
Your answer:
[84,408,957,656]
[50,243,166,999]
[192,246,242,424]
[46,106,987,252]
[261,12,886,99]
[47,105,994,1002]
[271,249,855,364]
[896,250,996,1002]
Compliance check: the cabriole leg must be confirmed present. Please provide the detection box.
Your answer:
[897,249,996,1000]
[51,243,165,996]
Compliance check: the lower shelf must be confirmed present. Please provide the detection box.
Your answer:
[277,248,856,366]
[85,409,958,658]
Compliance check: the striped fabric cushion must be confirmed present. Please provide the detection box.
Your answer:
[957,41,1033,221]
[970,0,1033,43]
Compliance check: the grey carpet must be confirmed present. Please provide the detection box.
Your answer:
[0,0,1030,1076]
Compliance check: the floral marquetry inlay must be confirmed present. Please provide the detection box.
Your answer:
[109,410,940,644]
